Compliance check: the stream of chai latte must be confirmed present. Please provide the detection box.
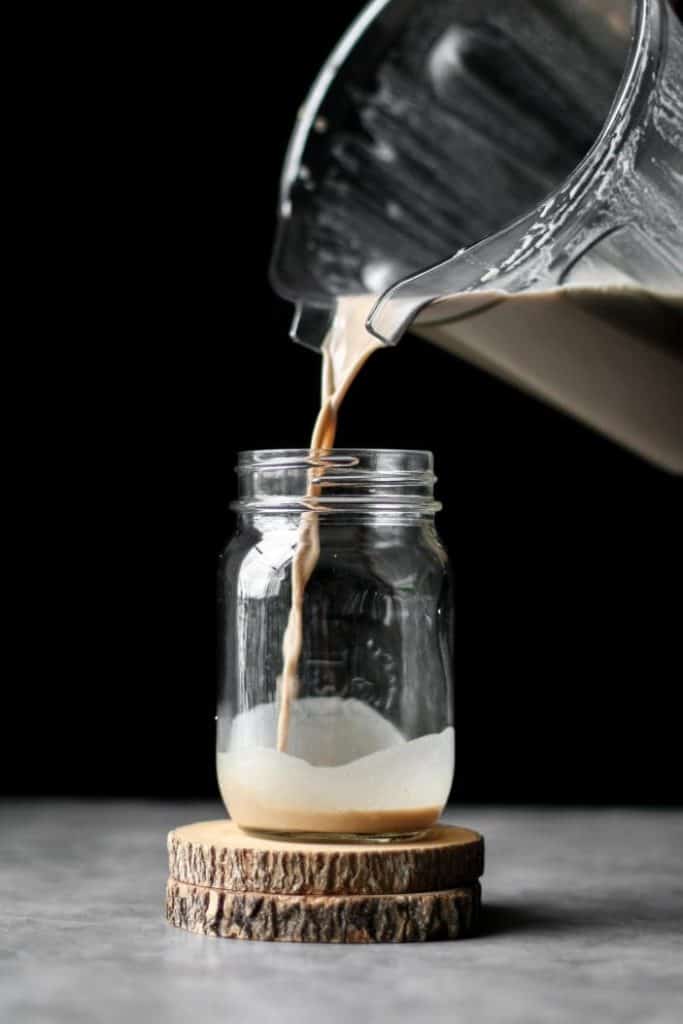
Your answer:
[276,295,382,752]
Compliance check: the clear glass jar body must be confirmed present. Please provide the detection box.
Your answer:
[217,450,454,841]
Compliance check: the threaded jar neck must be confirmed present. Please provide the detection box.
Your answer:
[233,449,441,516]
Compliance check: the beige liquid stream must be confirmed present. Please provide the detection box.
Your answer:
[276,295,383,754]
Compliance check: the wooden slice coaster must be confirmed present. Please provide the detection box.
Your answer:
[168,819,484,896]
[166,878,481,943]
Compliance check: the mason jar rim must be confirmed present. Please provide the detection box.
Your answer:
[233,448,441,515]
[237,446,432,465]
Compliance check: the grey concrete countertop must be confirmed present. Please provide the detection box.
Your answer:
[1,802,681,1024]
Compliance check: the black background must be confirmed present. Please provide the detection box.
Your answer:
[6,3,681,805]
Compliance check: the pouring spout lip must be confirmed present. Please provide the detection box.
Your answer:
[365,288,434,346]
[289,299,335,352]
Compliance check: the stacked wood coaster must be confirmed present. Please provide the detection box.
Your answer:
[166,820,484,943]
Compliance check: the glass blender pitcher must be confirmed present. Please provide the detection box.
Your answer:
[270,0,683,471]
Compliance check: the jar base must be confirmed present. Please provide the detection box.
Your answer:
[239,826,431,845]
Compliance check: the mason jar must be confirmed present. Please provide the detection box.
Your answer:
[217,449,454,842]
